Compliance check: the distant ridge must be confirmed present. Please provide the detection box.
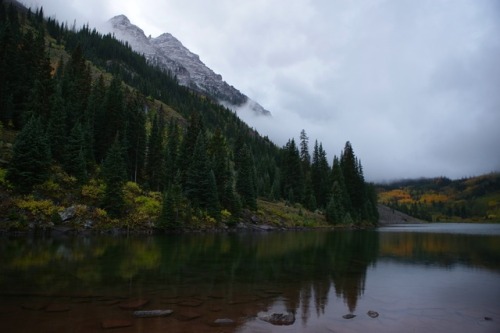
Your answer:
[105,15,271,116]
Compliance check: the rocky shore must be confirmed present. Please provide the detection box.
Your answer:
[377,204,425,225]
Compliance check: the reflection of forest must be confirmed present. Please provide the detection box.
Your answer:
[0,231,379,320]
[378,232,500,271]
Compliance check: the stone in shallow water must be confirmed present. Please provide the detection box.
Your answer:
[343,314,356,319]
[367,310,379,318]
[133,309,173,318]
[118,299,149,310]
[101,319,133,329]
[213,318,236,326]
[259,312,295,326]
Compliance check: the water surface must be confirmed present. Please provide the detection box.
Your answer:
[0,223,499,332]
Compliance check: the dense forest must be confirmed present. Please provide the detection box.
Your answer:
[0,1,378,231]
[378,174,500,222]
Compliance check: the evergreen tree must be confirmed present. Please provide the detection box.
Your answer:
[7,117,51,192]
[64,122,88,183]
[124,93,146,183]
[158,175,183,229]
[61,44,91,129]
[47,85,67,164]
[299,129,311,171]
[340,141,366,222]
[208,128,229,203]
[185,131,219,213]
[281,138,303,204]
[331,155,351,213]
[311,141,330,208]
[179,112,203,185]
[164,119,180,188]
[101,139,127,218]
[88,75,107,162]
[222,160,241,215]
[145,112,164,191]
[236,143,257,210]
[101,75,125,155]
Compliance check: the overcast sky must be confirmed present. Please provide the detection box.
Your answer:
[23,0,500,181]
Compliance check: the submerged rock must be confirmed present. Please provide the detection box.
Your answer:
[213,318,236,326]
[259,312,295,326]
[133,309,173,318]
[367,310,379,318]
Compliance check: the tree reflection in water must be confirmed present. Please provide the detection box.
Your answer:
[1,226,497,332]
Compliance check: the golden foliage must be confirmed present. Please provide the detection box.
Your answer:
[81,179,105,204]
[14,196,60,223]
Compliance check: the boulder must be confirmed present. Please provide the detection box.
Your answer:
[133,309,173,318]
[59,206,76,222]
[259,312,295,326]
[213,318,236,326]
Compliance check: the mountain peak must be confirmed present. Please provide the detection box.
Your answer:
[109,14,131,24]
[105,15,271,116]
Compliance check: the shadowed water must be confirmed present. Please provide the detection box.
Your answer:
[0,224,499,332]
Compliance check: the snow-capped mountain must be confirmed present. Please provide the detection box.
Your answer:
[105,15,270,116]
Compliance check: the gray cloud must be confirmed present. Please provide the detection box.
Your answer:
[22,0,500,181]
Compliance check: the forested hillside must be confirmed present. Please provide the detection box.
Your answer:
[0,1,378,231]
[378,173,500,222]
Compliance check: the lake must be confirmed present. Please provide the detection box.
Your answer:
[0,223,499,332]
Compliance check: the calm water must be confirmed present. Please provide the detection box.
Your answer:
[0,224,499,333]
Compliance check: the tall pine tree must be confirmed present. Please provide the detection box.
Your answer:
[101,139,127,218]
[7,116,51,192]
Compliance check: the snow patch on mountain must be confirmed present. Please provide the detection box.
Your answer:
[104,15,270,116]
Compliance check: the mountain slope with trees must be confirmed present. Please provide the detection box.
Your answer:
[0,1,378,232]
[377,173,500,222]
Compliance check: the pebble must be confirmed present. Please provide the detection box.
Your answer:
[342,314,356,319]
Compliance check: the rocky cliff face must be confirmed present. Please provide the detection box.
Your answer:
[106,15,270,116]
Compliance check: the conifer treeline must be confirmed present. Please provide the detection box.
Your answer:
[0,2,378,227]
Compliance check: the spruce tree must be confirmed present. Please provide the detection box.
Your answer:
[145,113,164,191]
[340,141,365,222]
[64,122,87,183]
[164,120,180,188]
[311,141,331,208]
[281,139,303,204]
[236,144,257,210]
[124,93,146,183]
[7,117,51,192]
[101,139,127,218]
[159,180,183,229]
[47,85,67,164]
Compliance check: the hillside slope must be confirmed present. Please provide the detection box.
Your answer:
[377,173,500,222]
